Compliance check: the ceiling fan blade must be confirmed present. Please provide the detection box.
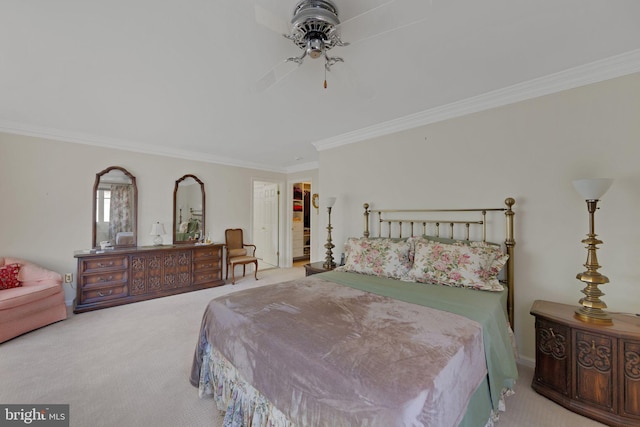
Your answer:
[338,0,431,46]
[333,61,376,101]
[253,59,299,93]
[254,2,290,35]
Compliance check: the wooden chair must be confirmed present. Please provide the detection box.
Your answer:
[225,228,258,285]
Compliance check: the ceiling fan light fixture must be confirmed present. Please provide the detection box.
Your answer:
[307,38,325,58]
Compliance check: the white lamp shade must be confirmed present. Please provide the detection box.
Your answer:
[324,197,336,208]
[573,178,613,200]
[150,222,166,235]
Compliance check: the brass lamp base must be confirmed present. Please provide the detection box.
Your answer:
[574,307,613,325]
[323,206,336,270]
[572,181,615,326]
[574,273,613,325]
[574,199,613,325]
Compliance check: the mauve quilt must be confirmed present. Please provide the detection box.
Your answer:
[191,274,488,427]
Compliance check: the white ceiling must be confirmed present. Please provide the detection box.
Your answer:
[2,0,640,173]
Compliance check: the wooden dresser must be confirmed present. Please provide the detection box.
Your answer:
[531,300,640,427]
[74,244,224,313]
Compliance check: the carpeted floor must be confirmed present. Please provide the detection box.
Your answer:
[0,266,605,426]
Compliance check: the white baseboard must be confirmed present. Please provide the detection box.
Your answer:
[518,355,535,368]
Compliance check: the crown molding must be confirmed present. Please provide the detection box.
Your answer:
[313,48,640,152]
[0,119,291,174]
[284,161,319,174]
[2,49,638,172]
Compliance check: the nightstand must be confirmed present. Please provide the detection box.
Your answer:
[304,262,334,276]
[530,300,640,427]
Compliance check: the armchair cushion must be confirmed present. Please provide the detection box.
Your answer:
[228,248,248,258]
[229,255,257,265]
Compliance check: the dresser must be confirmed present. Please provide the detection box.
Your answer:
[531,300,640,427]
[74,244,224,313]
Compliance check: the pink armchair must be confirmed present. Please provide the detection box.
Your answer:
[0,257,67,343]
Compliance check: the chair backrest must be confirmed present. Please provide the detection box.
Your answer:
[225,229,244,250]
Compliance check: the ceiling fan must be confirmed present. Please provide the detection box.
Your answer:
[282,0,348,88]
[254,0,431,92]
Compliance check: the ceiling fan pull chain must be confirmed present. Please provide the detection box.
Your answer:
[324,68,328,89]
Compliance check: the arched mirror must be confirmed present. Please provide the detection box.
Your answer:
[93,166,137,249]
[173,174,205,244]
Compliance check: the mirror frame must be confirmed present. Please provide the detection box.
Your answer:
[173,174,205,244]
[92,166,138,249]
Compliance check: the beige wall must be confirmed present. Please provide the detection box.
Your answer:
[2,72,638,363]
[319,72,640,363]
[0,133,287,303]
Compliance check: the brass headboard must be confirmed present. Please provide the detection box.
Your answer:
[362,198,516,328]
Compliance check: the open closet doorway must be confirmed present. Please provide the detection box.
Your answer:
[292,181,311,266]
[252,180,279,270]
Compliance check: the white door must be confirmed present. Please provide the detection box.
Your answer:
[253,181,279,268]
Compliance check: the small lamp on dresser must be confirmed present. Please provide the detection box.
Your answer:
[150,222,166,246]
[572,178,614,325]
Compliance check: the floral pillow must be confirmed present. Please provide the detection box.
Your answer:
[335,237,412,279]
[0,263,22,290]
[404,240,509,291]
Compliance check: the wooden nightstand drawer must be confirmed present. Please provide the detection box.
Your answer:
[621,340,640,418]
[534,317,571,396]
[574,329,616,412]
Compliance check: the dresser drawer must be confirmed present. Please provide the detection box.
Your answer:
[80,284,128,304]
[193,247,219,260]
[193,270,219,285]
[80,255,129,273]
[193,258,220,272]
[80,270,128,287]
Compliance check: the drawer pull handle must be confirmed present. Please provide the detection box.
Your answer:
[97,261,114,268]
[98,276,114,282]
[97,290,113,297]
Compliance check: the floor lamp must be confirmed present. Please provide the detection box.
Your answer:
[323,197,336,270]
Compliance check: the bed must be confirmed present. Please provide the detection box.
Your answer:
[190,198,517,427]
